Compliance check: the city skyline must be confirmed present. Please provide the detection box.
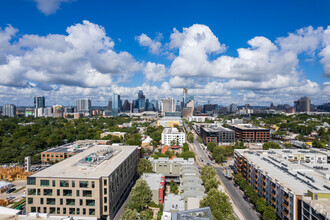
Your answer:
[0,0,329,106]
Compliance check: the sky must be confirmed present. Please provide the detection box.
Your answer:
[0,0,329,107]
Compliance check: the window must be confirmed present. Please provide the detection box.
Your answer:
[37,189,40,195]
[60,180,69,187]
[76,190,80,197]
[104,188,107,195]
[40,180,49,187]
[77,208,80,215]
[89,209,95,215]
[40,198,44,205]
[43,189,52,196]
[104,206,108,212]
[28,189,36,195]
[83,190,92,197]
[86,199,95,206]
[63,189,72,196]
[27,177,36,185]
[47,198,56,205]
[57,208,60,214]
[79,181,89,188]
[72,181,75,187]
[104,197,107,203]
[28,198,33,204]
[66,199,75,205]
[52,180,56,187]
[60,198,63,205]
[104,179,107,186]
[31,207,36,212]
[83,208,86,215]
[80,199,83,206]
[92,181,95,188]
[43,207,47,213]
[63,208,66,215]
[69,208,75,214]
[57,189,60,196]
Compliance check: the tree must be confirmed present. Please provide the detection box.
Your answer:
[204,178,219,193]
[137,159,153,176]
[201,165,217,183]
[200,188,236,220]
[121,208,138,220]
[182,143,189,152]
[140,209,153,220]
[262,206,276,220]
[170,180,178,194]
[179,151,195,160]
[207,142,217,152]
[127,179,152,212]
[263,142,281,150]
[256,198,267,213]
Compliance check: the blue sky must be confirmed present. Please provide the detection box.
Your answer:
[0,0,329,106]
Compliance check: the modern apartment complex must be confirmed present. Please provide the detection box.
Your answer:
[26,144,139,219]
[76,98,92,116]
[161,127,186,147]
[234,149,330,220]
[200,125,235,144]
[228,124,270,142]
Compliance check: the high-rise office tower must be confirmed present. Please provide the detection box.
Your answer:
[112,93,121,117]
[229,104,238,113]
[122,100,131,112]
[295,96,311,112]
[161,98,176,113]
[76,98,91,116]
[34,96,45,109]
[3,104,16,117]
[137,90,146,111]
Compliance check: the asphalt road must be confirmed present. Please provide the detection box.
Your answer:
[184,122,260,220]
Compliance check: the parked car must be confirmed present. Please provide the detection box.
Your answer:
[6,188,16,194]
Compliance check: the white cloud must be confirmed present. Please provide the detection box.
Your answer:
[143,62,166,82]
[136,33,162,54]
[0,20,142,88]
[32,0,74,15]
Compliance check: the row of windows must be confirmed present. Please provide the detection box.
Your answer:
[28,188,92,197]
[36,179,95,188]
[30,206,95,215]
[28,197,95,206]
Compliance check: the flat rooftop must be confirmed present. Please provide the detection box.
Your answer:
[230,124,269,131]
[163,194,185,212]
[32,145,138,179]
[163,128,184,134]
[141,173,164,190]
[236,149,330,195]
[202,126,234,133]
[44,143,93,153]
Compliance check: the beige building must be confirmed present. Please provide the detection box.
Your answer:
[26,145,139,219]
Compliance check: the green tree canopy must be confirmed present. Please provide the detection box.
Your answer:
[262,206,276,220]
[200,188,236,220]
[127,179,152,212]
[207,142,217,152]
[262,142,281,150]
[121,208,138,220]
[137,159,153,176]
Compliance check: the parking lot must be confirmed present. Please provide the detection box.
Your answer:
[0,180,27,203]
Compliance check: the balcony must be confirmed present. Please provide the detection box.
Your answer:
[282,202,289,210]
[283,195,289,201]
[262,177,266,182]
[254,177,258,181]
[271,192,276,198]
[271,185,276,191]
[282,210,289,218]
[271,198,276,205]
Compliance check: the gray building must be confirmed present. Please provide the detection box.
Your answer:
[295,96,311,112]
[162,98,176,114]
[76,98,91,116]
[112,93,121,117]
[2,104,16,117]
[229,103,238,113]
[34,96,45,109]
[26,145,139,219]
[200,125,235,144]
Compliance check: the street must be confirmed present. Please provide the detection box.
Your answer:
[184,122,261,220]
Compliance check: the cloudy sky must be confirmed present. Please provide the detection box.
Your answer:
[0,0,329,107]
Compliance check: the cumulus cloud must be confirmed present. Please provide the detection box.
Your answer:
[136,33,163,54]
[33,0,74,15]
[143,62,166,82]
[0,20,142,88]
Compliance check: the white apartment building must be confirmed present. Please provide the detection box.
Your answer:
[187,116,215,122]
[161,128,186,147]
